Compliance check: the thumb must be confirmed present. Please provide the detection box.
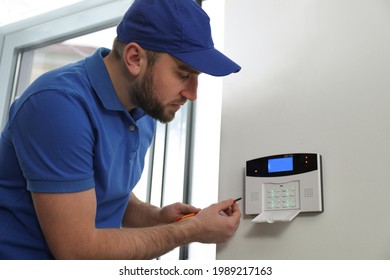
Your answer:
[179,203,201,214]
[215,199,235,211]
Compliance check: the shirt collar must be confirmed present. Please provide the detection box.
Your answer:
[84,48,146,121]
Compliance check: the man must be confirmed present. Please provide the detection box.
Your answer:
[0,0,241,259]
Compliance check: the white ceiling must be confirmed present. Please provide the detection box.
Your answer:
[0,0,83,27]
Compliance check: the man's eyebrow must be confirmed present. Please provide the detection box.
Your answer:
[178,65,201,75]
[175,60,202,75]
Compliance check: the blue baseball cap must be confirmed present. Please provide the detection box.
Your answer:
[117,0,241,76]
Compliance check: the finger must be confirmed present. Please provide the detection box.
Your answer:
[231,200,240,211]
[222,208,233,216]
[231,203,242,219]
[222,200,241,216]
[218,199,235,210]
[176,203,200,214]
[185,206,201,214]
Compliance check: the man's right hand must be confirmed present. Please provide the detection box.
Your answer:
[184,199,241,244]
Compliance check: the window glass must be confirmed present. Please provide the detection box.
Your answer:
[15,27,116,98]
[0,0,84,27]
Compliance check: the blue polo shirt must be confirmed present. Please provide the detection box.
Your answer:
[0,48,156,259]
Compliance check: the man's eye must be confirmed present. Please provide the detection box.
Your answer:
[179,72,191,80]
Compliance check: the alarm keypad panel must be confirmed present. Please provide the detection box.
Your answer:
[264,181,300,210]
[245,153,323,223]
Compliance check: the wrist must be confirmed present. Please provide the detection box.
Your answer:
[149,205,164,226]
[176,216,204,243]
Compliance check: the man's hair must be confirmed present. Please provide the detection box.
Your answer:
[111,37,161,67]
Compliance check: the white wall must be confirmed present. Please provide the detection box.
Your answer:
[218,0,390,259]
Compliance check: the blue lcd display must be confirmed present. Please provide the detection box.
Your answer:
[268,157,293,173]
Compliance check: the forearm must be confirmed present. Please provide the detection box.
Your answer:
[33,190,240,260]
[80,221,197,260]
[122,193,161,227]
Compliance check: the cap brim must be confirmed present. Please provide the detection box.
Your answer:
[170,48,241,77]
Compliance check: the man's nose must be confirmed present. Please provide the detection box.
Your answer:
[181,76,198,101]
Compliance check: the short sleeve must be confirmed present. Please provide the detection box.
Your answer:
[9,90,95,193]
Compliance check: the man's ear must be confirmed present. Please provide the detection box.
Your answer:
[123,42,146,76]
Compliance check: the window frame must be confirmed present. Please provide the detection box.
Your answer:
[0,0,132,128]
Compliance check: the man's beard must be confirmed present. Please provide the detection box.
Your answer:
[130,67,176,123]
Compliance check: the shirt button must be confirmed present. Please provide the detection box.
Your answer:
[129,125,136,132]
